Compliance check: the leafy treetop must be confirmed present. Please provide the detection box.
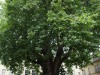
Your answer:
[0,0,100,75]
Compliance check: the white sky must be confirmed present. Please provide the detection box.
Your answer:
[0,0,5,9]
[0,0,5,3]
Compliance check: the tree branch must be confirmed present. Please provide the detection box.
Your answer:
[26,53,43,66]
[61,46,73,63]
[53,32,65,69]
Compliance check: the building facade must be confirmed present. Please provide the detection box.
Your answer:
[73,57,100,75]
[0,57,100,75]
[0,64,38,75]
[0,65,13,75]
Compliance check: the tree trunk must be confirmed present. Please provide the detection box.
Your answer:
[42,66,60,75]
[41,61,61,75]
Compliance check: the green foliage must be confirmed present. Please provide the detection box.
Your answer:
[0,0,100,74]
[59,65,66,75]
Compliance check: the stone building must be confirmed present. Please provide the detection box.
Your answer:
[73,57,100,75]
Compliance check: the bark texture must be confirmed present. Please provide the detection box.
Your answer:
[41,60,61,75]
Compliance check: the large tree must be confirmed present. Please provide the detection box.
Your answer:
[0,0,100,75]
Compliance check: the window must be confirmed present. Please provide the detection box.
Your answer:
[88,68,91,75]
[78,72,80,75]
[25,70,30,75]
[95,64,100,73]
[82,70,86,75]
[32,70,35,75]
[2,69,6,75]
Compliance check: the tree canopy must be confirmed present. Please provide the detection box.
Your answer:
[0,0,100,75]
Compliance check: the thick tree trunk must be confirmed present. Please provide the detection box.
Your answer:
[42,66,59,75]
[41,61,61,75]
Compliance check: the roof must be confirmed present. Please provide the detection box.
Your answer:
[93,57,100,62]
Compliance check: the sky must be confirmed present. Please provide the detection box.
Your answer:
[0,0,5,3]
[0,0,4,1]
[0,0,5,9]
